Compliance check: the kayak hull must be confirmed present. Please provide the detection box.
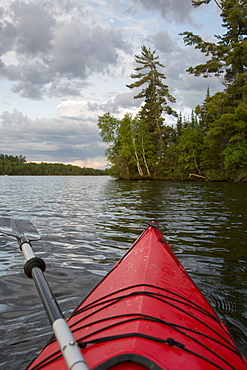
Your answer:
[27,223,247,370]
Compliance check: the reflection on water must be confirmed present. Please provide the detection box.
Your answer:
[0,176,246,368]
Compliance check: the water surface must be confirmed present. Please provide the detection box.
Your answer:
[0,176,246,369]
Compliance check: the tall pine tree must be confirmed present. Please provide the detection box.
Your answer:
[126,45,177,173]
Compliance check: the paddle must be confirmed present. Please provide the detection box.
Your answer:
[0,217,89,370]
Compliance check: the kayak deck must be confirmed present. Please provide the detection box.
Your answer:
[27,223,247,370]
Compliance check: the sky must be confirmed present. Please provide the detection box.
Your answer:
[0,0,225,168]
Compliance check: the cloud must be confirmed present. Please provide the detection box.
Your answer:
[0,18,17,56]
[12,2,55,55]
[66,156,108,169]
[0,2,131,99]
[0,108,104,164]
[57,100,103,119]
[57,92,141,120]
[147,30,180,53]
[0,89,144,167]
[102,92,142,116]
[128,0,196,23]
[52,19,130,77]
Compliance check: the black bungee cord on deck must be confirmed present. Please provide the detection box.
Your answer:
[28,284,246,370]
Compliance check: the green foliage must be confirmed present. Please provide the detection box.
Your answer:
[181,0,247,104]
[98,48,246,181]
[128,45,177,176]
[193,87,246,178]
[127,45,177,123]
[223,141,247,170]
[98,46,177,179]
[192,0,211,6]
[98,88,247,180]
[98,113,119,143]
[174,0,247,180]
[97,2,247,181]
[98,113,151,178]
[178,121,204,174]
[0,154,108,176]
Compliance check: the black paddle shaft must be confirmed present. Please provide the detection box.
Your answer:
[31,266,63,324]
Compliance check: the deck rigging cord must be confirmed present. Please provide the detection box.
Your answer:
[28,284,245,370]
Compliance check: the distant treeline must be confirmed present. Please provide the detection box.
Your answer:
[0,154,109,176]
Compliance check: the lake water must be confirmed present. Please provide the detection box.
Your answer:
[0,176,246,369]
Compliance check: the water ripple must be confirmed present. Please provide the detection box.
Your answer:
[0,176,246,368]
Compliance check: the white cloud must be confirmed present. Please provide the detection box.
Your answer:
[66,156,108,169]
[57,100,99,118]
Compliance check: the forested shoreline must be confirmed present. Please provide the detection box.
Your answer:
[0,154,108,176]
[98,0,247,182]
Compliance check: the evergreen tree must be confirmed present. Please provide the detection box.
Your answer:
[176,113,183,138]
[181,0,247,102]
[180,0,247,180]
[126,46,177,169]
[98,46,177,179]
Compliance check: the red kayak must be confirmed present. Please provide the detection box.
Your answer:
[27,222,247,370]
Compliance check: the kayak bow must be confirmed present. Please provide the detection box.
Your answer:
[26,222,246,370]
